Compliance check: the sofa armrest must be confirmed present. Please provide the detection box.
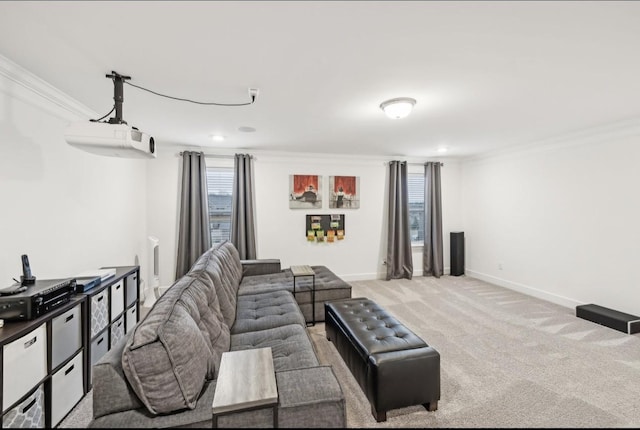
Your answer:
[275,365,346,428]
[241,259,282,276]
[92,332,143,419]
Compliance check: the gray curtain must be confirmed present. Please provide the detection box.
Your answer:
[230,153,257,259]
[386,160,413,280]
[423,161,444,277]
[175,151,211,279]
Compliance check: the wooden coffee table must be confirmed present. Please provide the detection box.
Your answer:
[212,347,278,427]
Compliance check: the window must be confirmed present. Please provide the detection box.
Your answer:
[408,172,425,245]
[206,166,234,245]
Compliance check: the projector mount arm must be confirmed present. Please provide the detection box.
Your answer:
[105,71,131,125]
[97,70,258,124]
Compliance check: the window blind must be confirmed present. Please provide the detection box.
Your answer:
[206,167,234,244]
[408,173,425,244]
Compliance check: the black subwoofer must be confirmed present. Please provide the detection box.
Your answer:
[450,231,464,276]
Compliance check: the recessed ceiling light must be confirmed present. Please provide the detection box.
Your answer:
[211,135,225,142]
[238,126,256,133]
[437,147,448,153]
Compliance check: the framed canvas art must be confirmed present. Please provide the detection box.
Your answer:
[329,176,359,209]
[290,174,322,209]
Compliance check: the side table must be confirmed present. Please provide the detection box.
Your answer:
[212,347,278,427]
[290,265,316,326]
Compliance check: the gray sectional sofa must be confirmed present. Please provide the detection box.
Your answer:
[88,241,351,428]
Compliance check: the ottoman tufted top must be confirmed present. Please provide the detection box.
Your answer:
[325,297,427,358]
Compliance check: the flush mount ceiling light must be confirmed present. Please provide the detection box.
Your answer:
[211,134,225,142]
[380,97,417,119]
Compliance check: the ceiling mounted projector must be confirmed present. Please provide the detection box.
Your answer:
[64,71,156,159]
[65,121,156,158]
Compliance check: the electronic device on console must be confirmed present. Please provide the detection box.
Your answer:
[20,254,36,285]
[0,278,76,321]
[74,275,101,293]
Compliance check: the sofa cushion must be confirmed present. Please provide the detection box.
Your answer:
[237,270,292,296]
[276,366,346,428]
[231,324,319,371]
[188,244,239,327]
[238,265,353,323]
[92,334,143,419]
[213,241,244,287]
[89,380,217,428]
[238,265,351,298]
[241,259,281,276]
[121,275,229,414]
[232,290,306,334]
[213,242,244,305]
[178,276,230,378]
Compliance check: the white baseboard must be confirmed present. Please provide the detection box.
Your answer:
[465,269,581,310]
[339,272,380,282]
[340,266,453,281]
[326,268,582,312]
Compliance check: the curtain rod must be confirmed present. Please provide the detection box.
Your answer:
[177,152,254,159]
[411,161,444,166]
[383,161,444,166]
[177,152,432,165]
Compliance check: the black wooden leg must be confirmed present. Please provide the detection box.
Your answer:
[423,401,438,412]
[372,406,387,422]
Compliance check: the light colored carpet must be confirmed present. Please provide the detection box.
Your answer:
[60,275,640,428]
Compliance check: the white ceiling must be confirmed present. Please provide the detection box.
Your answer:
[1,1,639,159]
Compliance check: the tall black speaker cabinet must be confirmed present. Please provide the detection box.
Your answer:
[450,232,465,276]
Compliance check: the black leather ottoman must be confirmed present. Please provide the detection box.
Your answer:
[325,297,440,422]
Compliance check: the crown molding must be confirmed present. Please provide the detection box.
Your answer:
[164,142,457,167]
[463,117,640,165]
[0,53,97,119]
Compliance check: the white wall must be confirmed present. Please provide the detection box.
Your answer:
[145,148,181,289]
[461,122,640,315]
[0,57,148,287]
[146,149,462,285]
[254,153,387,280]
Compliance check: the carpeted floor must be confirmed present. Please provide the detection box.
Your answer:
[60,275,640,428]
[310,276,640,427]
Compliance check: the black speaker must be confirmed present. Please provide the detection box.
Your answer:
[450,232,464,276]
